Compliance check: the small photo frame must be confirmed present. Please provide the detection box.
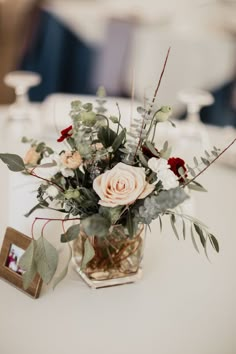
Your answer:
[0,227,42,298]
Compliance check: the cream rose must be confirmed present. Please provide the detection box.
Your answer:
[93,162,155,207]
[23,147,40,165]
[60,151,82,169]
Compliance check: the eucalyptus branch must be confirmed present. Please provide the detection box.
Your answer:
[183,138,236,188]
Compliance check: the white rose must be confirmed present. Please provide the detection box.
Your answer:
[93,162,155,207]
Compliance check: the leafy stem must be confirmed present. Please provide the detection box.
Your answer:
[183,137,236,188]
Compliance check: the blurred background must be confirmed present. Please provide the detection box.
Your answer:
[0,0,235,125]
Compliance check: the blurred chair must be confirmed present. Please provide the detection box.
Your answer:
[0,0,40,104]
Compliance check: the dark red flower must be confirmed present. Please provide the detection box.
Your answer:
[57,125,73,142]
[142,145,159,159]
[168,157,187,182]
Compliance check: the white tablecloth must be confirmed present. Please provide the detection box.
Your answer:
[0,100,236,354]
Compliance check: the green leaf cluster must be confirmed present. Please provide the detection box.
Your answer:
[19,236,58,290]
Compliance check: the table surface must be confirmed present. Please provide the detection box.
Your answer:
[0,99,236,354]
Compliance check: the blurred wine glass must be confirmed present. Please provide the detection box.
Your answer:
[3,71,42,145]
[175,88,214,161]
[4,71,41,121]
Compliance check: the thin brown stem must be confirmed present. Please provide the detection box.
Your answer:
[41,220,51,237]
[34,217,81,222]
[148,47,171,113]
[183,138,236,188]
[133,48,171,161]
[28,170,65,192]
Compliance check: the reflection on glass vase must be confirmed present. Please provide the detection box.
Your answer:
[72,224,145,288]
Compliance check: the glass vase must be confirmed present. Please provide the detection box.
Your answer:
[72,224,145,288]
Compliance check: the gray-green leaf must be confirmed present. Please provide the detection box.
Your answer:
[19,240,37,290]
[35,236,58,284]
[81,238,95,270]
[82,214,111,238]
[61,224,80,243]
[0,153,25,172]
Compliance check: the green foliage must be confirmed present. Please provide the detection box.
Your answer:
[159,141,172,159]
[136,188,189,224]
[170,214,179,240]
[19,236,58,289]
[61,224,80,243]
[34,236,58,284]
[112,129,126,152]
[81,238,95,270]
[97,126,117,148]
[166,211,219,255]
[82,214,111,237]
[0,153,25,172]
[99,206,123,224]
[19,240,37,290]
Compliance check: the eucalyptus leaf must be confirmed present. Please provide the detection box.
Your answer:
[159,216,163,233]
[182,219,186,240]
[61,224,80,243]
[35,142,45,153]
[53,245,72,289]
[82,214,111,237]
[99,206,123,224]
[191,225,199,253]
[201,157,210,166]
[193,224,206,248]
[138,151,149,167]
[193,157,198,166]
[24,201,49,217]
[187,164,196,177]
[170,214,179,240]
[0,153,25,172]
[188,182,207,192]
[81,238,95,270]
[19,240,37,290]
[35,236,58,284]
[145,142,159,157]
[209,233,219,253]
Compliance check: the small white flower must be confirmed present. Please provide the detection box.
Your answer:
[157,169,179,190]
[148,157,179,190]
[148,157,169,173]
[61,168,75,178]
[46,185,59,198]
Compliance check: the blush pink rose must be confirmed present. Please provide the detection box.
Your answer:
[60,151,82,169]
[93,162,155,207]
[23,147,40,165]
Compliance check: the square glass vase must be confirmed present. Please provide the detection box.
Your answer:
[72,224,145,289]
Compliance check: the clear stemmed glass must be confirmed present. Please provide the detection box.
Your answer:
[175,88,214,160]
[3,71,42,146]
[4,71,41,121]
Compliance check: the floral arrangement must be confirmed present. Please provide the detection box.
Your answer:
[0,54,235,290]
